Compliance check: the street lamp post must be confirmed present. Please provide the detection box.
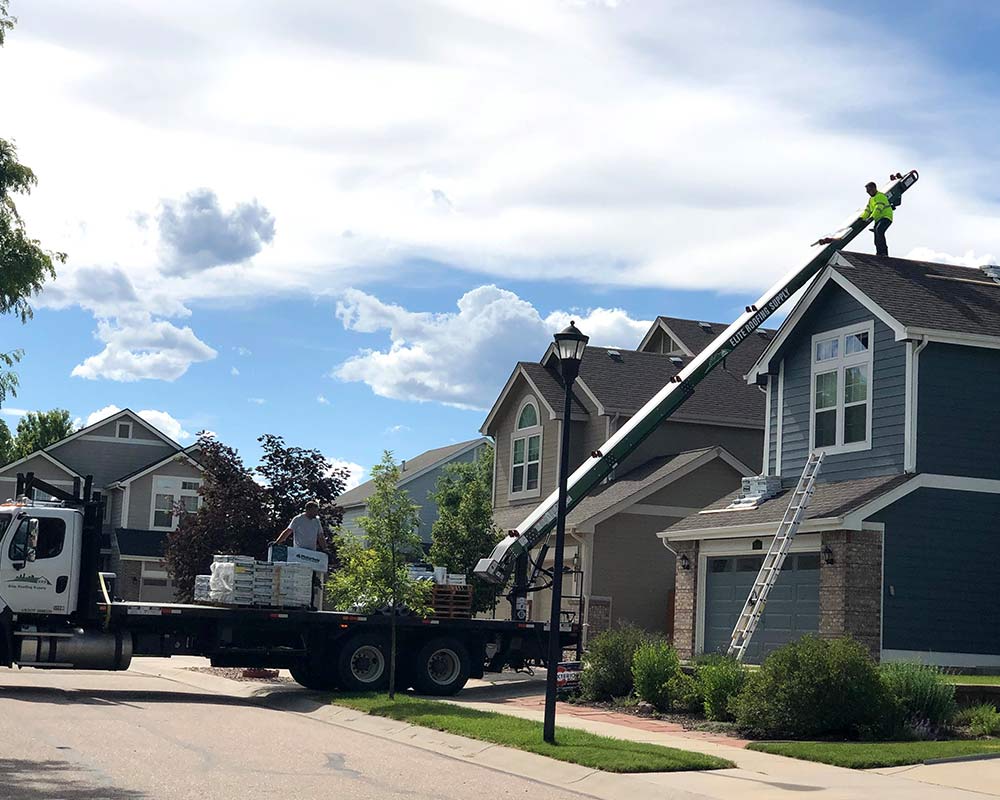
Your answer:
[543,320,589,745]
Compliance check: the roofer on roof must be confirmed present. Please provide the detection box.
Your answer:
[862,180,893,257]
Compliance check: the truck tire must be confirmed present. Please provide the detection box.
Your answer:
[290,660,337,690]
[412,637,471,696]
[337,633,390,691]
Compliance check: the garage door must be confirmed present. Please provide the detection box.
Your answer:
[703,552,820,663]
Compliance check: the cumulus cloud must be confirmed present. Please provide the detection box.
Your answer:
[334,285,650,409]
[0,408,28,418]
[85,404,192,442]
[384,424,410,434]
[71,316,217,382]
[329,458,365,491]
[157,188,276,275]
[905,247,996,268]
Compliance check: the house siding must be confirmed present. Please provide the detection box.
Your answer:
[617,419,762,476]
[53,437,176,489]
[779,284,905,485]
[767,374,779,475]
[127,459,204,529]
[916,343,1000,480]
[109,487,124,530]
[874,488,1000,656]
[0,453,76,485]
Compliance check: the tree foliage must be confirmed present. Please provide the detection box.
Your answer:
[0,5,64,405]
[429,444,502,613]
[13,409,75,459]
[166,433,348,600]
[0,418,13,464]
[326,451,430,698]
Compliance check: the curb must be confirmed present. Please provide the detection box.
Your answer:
[923,752,1000,765]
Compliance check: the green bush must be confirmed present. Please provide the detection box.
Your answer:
[957,704,1000,737]
[632,640,682,711]
[880,662,956,729]
[696,655,747,722]
[580,624,650,702]
[731,636,893,739]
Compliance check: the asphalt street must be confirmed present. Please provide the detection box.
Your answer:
[0,665,587,800]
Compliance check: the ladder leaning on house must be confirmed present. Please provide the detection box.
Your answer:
[727,451,825,662]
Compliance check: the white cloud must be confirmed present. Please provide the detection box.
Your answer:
[234,347,252,357]
[328,458,365,492]
[335,285,650,409]
[84,404,192,441]
[317,395,330,405]
[231,366,240,376]
[0,408,28,418]
[71,315,217,382]
[248,397,266,405]
[384,424,410,434]
[904,247,996,269]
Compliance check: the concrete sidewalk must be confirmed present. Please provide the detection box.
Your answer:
[131,659,999,800]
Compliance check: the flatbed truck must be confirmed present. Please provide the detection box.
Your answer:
[0,473,575,695]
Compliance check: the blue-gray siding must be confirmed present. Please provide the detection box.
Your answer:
[917,343,1000,480]
[874,488,1000,656]
[53,438,177,489]
[777,284,905,485]
[767,374,778,475]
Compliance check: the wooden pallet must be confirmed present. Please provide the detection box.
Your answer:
[431,585,473,619]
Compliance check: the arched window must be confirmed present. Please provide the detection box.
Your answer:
[511,398,542,499]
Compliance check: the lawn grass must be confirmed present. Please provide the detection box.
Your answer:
[945,674,1000,686]
[748,739,1000,769]
[332,693,734,773]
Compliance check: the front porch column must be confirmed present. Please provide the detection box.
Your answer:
[672,540,699,660]
[819,529,883,660]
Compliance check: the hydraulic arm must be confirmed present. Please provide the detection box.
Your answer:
[475,171,919,589]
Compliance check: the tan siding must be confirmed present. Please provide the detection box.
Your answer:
[127,459,203,529]
[618,419,763,475]
[643,458,744,509]
[0,453,76,483]
[109,487,124,529]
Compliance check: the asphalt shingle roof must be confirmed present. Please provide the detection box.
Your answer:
[519,362,588,416]
[657,316,775,375]
[837,252,1000,337]
[337,438,487,508]
[666,473,913,534]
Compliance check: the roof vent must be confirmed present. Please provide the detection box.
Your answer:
[980,264,1000,284]
[607,350,623,362]
[698,322,713,332]
[668,356,683,366]
[756,330,769,339]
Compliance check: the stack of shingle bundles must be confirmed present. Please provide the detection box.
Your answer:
[193,575,212,602]
[209,555,256,605]
[253,561,276,605]
[273,562,313,608]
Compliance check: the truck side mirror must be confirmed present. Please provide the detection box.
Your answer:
[26,518,39,562]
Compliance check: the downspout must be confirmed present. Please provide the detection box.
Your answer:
[910,336,929,472]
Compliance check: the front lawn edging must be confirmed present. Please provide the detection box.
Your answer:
[747,739,1000,769]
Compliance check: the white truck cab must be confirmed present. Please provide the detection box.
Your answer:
[0,502,84,617]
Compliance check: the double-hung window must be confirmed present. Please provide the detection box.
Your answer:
[510,399,542,500]
[150,477,202,530]
[810,322,874,454]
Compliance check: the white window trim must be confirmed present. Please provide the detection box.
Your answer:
[509,397,543,501]
[116,421,133,440]
[809,321,875,456]
[149,476,202,531]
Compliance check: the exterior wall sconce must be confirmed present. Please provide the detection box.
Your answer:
[679,553,692,571]
[822,545,835,565]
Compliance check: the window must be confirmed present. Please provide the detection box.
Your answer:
[510,398,542,500]
[150,476,202,530]
[116,422,132,439]
[810,323,874,454]
[7,517,66,561]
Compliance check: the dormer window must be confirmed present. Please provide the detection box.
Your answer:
[510,398,542,500]
[810,322,874,454]
[117,422,132,439]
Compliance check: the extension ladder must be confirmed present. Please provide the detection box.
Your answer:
[727,451,825,661]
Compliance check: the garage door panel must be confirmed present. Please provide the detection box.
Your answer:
[703,553,820,662]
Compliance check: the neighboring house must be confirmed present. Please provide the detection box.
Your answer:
[662,252,1000,667]
[482,316,773,639]
[0,409,202,603]
[338,438,491,545]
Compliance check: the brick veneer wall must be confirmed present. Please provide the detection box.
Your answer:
[819,529,883,660]
[671,541,699,660]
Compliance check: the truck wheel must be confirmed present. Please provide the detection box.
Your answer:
[290,660,337,690]
[337,634,390,691]
[413,637,470,696]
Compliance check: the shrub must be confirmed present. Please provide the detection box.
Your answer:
[696,655,747,722]
[579,624,650,702]
[669,671,703,713]
[957,704,1000,737]
[880,662,957,730]
[632,640,682,711]
[731,636,894,739]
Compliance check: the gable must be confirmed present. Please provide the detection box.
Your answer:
[0,451,80,486]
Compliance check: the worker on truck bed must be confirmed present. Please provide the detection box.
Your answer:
[275,500,329,554]
[862,180,893,257]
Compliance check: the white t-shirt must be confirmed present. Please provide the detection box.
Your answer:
[288,513,323,550]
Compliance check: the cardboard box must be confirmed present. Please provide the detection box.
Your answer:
[268,544,328,573]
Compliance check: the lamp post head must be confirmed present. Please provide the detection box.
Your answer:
[553,321,589,383]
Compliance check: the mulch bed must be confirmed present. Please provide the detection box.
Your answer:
[187,667,295,684]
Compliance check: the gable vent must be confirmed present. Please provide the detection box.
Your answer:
[698,322,713,332]
[606,349,624,362]
[981,264,1000,284]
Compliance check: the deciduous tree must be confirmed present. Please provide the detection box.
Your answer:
[326,451,429,697]
[14,409,75,457]
[429,444,502,613]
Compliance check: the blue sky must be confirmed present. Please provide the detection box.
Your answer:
[1,1,997,486]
